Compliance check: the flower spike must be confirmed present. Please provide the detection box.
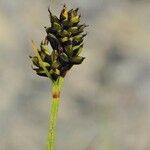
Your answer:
[30,5,87,81]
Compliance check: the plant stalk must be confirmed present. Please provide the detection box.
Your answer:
[47,77,64,150]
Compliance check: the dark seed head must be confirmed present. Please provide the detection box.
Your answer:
[30,5,87,80]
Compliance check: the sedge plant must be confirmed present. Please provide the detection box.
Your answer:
[30,4,87,150]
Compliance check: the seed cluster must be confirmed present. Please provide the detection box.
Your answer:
[30,5,87,81]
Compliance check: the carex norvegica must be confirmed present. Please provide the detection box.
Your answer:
[30,4,87,81]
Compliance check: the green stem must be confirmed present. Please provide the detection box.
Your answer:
[47,77,64,150]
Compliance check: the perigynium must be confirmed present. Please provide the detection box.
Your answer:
[30,4,87,150]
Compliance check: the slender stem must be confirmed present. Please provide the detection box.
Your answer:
[47,77,64,150]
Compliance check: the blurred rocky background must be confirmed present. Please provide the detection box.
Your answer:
[1,0,150,150]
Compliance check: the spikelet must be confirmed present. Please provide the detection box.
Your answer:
[30,5,87,81]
